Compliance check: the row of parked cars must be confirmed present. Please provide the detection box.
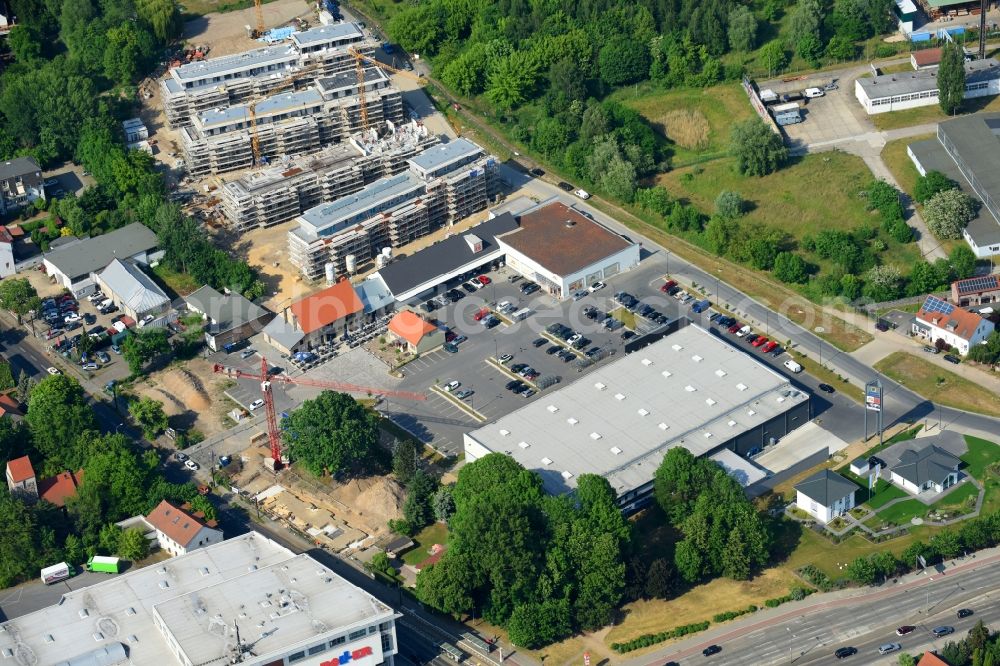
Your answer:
[420,275,492,312]
[614,291,670,326]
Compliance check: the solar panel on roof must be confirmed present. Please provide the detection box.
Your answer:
[923,295,954,316]
[957,275,999,294]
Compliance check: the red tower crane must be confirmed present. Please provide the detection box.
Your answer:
[213,357,425,466]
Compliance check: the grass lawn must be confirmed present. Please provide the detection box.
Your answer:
[151,263,199,298]
[399,522,449,568]
[865,483,908,510]
[877,498,925,525]
[930,482,980,514]
[872,94,1000,132]
[610,306,637,330]
[874,352,1000,417]
[881,134,932,200]
[782,527,922,580]
[960,436,1000,481]
[618,83,753,167]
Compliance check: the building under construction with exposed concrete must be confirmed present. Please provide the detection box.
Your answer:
[180,68,403,177]
[160,22,375,128]
[288,138,499,281]
[220,120,438,231]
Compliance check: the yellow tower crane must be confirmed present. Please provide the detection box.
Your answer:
[348,48,427,134]
[246,64,321,165]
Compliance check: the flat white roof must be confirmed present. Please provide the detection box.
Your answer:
[0,533,393,666]
[465,324,808,497]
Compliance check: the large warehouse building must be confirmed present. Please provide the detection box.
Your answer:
[908,111,1000,257]
[464,323,810,512]
[0,533,399,666]
[854,58,1000,114]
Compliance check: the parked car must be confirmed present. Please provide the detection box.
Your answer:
[761,340,778,353]
[752,336,769,348]
[443,343,459,354]
[443,381,460,392]
[184,459,200,471]
[497,353,513,364]
[453,335,467,345]
[241,349,257,359]
[46,367,61,375]
[248,399,265,411]
[958,609,974,618]
[111,344,121,354]
[520,282,540,295]
[923,345,939,354]
[932,626,954,638]
[557,181,574,192]
[81,362,98,371]
[896,626,916,636]
[175,452,189,462]
[532,338,547,348]
[529,168,545,177]
[835,647,857,659]
[818,383,836,394]
[944,354,960,364]
[745,333,760,345]
[660,279,678,293]
[455,389,473,399]
[588,281,606,292]
[476,275,491,285]
[96,351,110,364]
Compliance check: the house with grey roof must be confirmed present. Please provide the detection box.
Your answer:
[889,444,962,495]
[0,157,44,215]
[43,223,162,295]
[184,285,274,352]
[96,259,170,322]
[794,470,857,523]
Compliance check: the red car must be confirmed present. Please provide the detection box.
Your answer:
[752,336,769,348]
[727,322,742,334]
[660,279,678,293]
[473,307,489,321]
[477,275,491,285]
[445,330,457,342]
[761,340,778,353]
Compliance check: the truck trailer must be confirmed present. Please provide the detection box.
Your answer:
[86,556,122,574]
[40,562,72,585]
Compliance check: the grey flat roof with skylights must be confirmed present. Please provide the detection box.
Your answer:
[0,533,394,666]
[464,324,809,498]
[291,22,364,47]
[172,45,299,83]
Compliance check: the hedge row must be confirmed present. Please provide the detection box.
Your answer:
[764,586,815,608]
[712,604,758,623]
[610,621,711,653]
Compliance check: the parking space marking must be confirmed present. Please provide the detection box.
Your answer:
[429,385,486,422]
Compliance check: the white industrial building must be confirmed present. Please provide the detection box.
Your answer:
[911,295,995,354]
[854,58,1000,114]
[43,223,163,296]
[498,200,640,298]
[463,323,811,512]
[288,138,498,281]
[96,259,171,322]
[160,22,374,128]
[0,532,399,666]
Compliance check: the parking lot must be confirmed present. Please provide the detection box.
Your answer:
[759,75,874,152]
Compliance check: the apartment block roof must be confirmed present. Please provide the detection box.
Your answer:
[44,223,158,281]
[0,156,41,181]
[915,295,988,341]
[98,259,170,314]
[794,469,858,506]
[296,171,425,238]
[500,201,634,276]
[316,67,388,95]
[289,279,364,334]
[196,88,324,130]
[407,137,482,174]
[172,45,299,83]
[291,21,364,47]
[146,500,218,548]
[6,455,35,483]
[858,58,1000,99]
[466,324,808,497]
[891,444,962,487]
[388,310,437,347]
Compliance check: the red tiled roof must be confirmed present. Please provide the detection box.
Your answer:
[6,455,35,483]
[38,470,84,507]
[5,225,24,238]
[289,279,364,334]
[388,310,436,347]
[0,227,12,244]
[916,297,988,341]
[146,500,213,547]
[0,393,21,417]
[502,202,632,276]
[912,48,943,67]
[918,652,951,666]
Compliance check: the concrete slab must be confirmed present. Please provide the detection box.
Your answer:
[754,421,849,474]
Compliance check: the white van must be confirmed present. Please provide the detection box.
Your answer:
[804,87,824,98]
[783,359,803,373]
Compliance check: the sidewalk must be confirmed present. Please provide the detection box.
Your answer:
[626,545,1000,666]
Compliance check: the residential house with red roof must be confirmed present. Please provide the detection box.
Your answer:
[5,455,37,501]
[5,455,85,507]
[0,392,23,421]
[38,470,85,508]
[387,310,444,354]
[912,295,995,355]
[261,277,365,354]
[145,500,223,556]
[918,652,951,666]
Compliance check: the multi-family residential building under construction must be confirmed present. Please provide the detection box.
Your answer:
[180,67,403,177]
[288,137,500,281]
[220,120,438,231]
[160,22,375,128]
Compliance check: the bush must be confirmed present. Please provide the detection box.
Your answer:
[924,188,977,239]
[611,621,712,653]
[712,604,758,623]
[914,171,955,204]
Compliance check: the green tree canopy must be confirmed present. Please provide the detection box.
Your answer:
[129,397,168,439]
[730,118,788,176]
[938,40,966,115]
[914,171,955,204]
[122,327,170,376]
[727,6,757,52]
[0,278,41,323]
[598,36,651,86]
[281,391,385,477]
[924,188,977,239]
[26,374,96,470]
[773,251,809,284]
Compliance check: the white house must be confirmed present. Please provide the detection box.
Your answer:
[912,295,995,355]
[889,444,962,495]
[794,470,857,523]
[43,223,161,296]
[145,500,223,557]
[0,226,14,278]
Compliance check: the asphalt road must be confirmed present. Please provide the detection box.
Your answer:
[644,553,1000,666]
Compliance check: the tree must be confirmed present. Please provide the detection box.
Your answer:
[914,171,955,204]
[825,35,857,61]
[864,264,904,302]
[730,118,788,176]
[654,447,716,524]
[644,557,677,599]
[128,397,168,439]
[847,555,878,585]
[392,439,418,484]
[728,6,757,52]
[281,391,385,477]
[26,375,97,470]
[507,599,572,648]
[0,361,15,392]
[757,40,787,77]
[601,155,637,202]
[938,40,966,115]
[796,34,824,68]
[897,654,917,666]
[789,0,824,46]
[773,251,809,283]
[715,190,744,219]
[402,470,438,533]
[0,493,40,587]
[949,244,977,280]
[924,188,977,239]
[114,526,150,561]
[8,25,44,63]
[486,51,540,113]
[122,328,170,376]
[599,37,650,86]
[0,278,41,323]
[432,485,456,524]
